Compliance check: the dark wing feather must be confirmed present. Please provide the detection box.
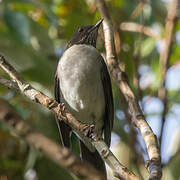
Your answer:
[54,74,72,148]
[100,56,114,147]
[80,140,106,174]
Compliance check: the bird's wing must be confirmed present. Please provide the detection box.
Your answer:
[100,56,114,147]
[54,73,72,148]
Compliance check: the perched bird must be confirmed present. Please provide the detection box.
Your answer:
[54,19,114,175]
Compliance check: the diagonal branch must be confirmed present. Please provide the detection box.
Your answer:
[0,77,19,90]
[158,0,178,150]
[0,55,139,180]
[0,99,104,180]
[120,22,161,40]
[95,0,162,179]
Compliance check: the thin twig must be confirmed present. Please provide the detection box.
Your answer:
[0,55,139,180]
[158,0,178,150]
[130,1,144,19]
[95,0,162,179]
[0,99,104,180]
[131,6,145,179]
[133,7,144,101]
[120,22,161,40]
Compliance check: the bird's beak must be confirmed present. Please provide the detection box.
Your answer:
[88,19,103,33]
[94,19,104,28]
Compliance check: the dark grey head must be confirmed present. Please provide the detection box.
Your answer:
[66,19,103,49]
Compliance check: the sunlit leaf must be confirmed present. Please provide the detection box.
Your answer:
[169,45,180,65]
[140,38,156,57]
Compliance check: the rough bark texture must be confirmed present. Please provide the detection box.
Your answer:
[96,0,162,179]
[0,55,139,180]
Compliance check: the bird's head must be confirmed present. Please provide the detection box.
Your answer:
[66,19,103,49]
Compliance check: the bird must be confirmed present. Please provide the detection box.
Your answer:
[54,19,114,176]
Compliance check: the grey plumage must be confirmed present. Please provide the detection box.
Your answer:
[54,20,114,175]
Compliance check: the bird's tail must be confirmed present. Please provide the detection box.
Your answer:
[80,140,107,178]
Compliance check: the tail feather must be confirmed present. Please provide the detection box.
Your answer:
[80,140,106,178]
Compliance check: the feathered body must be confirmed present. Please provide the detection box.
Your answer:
[54,19,114,175]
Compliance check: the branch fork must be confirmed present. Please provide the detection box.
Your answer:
[0,55,138,180]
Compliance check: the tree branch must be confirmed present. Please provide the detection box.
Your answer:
[130,7,145,180]
[0,99,104,180]
[0,55,139,180]
[120,22,161,40]
[0,77,19,90]
[158,0,178,149]
[95,0,162,179]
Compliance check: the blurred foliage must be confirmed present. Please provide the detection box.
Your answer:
[0,0,180,180]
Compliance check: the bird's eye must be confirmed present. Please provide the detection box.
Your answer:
[78,28,83,32]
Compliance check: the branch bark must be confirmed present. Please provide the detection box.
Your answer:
[0,55,139,180]
[0,77,19,90]
[120,22,161,40]
[0,99,104,180]
[95,0,162,179]
[158,0,178,149]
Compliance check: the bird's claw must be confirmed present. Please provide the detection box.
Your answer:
[58,103,67,120]
[81,124,95,138]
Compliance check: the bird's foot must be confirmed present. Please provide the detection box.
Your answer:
[81,124,97,139]
[58,103,67,120]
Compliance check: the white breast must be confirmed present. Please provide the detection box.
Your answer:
[56,44,105,135]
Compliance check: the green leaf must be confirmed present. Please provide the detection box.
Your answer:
[169,45,180,65]
[141,38,156,57]
[4,9,31,44]
[0,23,54,86]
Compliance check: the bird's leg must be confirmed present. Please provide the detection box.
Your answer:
[57,103,99,140]
[58,103,67,120]
[81,124,94,137]
[80,124,100,141]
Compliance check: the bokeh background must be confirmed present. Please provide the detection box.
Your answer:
[0,0,179,180]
